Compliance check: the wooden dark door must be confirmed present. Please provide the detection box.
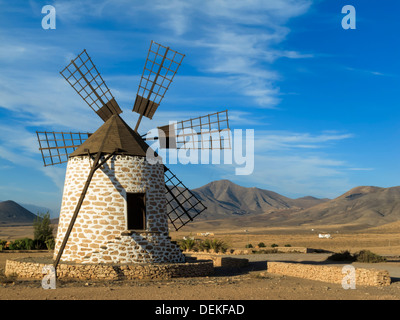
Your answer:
[126,192,146,230]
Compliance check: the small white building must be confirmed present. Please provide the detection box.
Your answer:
[318,233,332,239]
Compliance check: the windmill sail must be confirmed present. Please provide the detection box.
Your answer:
[164,167,206,231]
[36,131,91,166]
[133,41,185,131]
[155,110,231,150]
[60,49,122,122]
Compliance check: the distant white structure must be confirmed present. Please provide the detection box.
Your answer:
[196,232,214,237]
[318,234,332,239]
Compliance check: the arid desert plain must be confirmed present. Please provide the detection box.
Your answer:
[1,221,400,301]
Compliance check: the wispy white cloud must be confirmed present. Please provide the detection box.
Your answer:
[0,69,100,130]
[37,0,314,109]
[39,166,66,190]
[0,121,66,190]
[140,0,314,107]
[345,67,395,77]
[254,131,354,151]
[217,153,352,199]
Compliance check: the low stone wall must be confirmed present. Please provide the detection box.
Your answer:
[5,259,214,281]
[273,247,312,253]
[216,257,248,268]
[267,262,391,287]
[188,254,248,268]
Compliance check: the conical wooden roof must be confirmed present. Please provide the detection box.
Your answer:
[70,114,150,157]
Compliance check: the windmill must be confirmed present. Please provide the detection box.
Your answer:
[36,41,231,270]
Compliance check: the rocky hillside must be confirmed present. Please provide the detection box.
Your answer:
[190,180,328,220]
[0,200,37,225]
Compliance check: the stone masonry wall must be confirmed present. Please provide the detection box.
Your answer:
[267,262,391,287]
[54,155,184,264]
[5,259,214,280]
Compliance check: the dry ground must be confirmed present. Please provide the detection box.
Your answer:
[174,223,400,256]
[1,223,400,301]
[1,251,400,301]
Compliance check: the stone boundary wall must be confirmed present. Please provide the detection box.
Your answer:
[187,254,248,268]
[0,250,50,254]
[273,247,312,253]
[5,259,214,281]
[267,262,391,287]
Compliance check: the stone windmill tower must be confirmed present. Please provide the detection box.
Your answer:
[36,41,231,271]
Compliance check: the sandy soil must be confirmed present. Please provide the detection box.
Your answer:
[1,224,400,303]
[1,251,400,301]
[173,226,400,256]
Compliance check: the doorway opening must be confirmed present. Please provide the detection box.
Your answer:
[126,192,146,230]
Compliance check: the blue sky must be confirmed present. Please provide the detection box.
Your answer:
[1,0,400,217]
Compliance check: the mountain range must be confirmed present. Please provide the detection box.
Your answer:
[1,180,400,230]
[190,180,328,219]
[280,185,400,227]
[188,181,400,230]
[0,200,38,225]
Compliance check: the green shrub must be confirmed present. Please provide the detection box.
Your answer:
[355,250,386,263]
[22,238,34,250]
[328,250,386,263]
[8,240,22,250]
[271,243,278,248]
[179,238,229,253]
[284,244,292,247]
[0,240,6,251]
[245,243,253,248]
[257,242,266,248]
[327,250,356,262]
[34,239,46,250]
[7,241,17,250]
[198,239,210,252]
[45,238,55,250]
[178,238,197,251]
[210,239,228,253]
[199,239,228,252]
[3,236,52,251]
[8,238,34,250]
[199,239,228,253]
[33,211,54,250]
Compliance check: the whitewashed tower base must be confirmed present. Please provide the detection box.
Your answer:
[53,115,185,264]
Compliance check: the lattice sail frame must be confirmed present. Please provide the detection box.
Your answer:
[157,110,231,150]
[60,49,122,122]
[37,44,213,231]
[133,41,185,119]
[36,131,91,166]
[164,167,206,231]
